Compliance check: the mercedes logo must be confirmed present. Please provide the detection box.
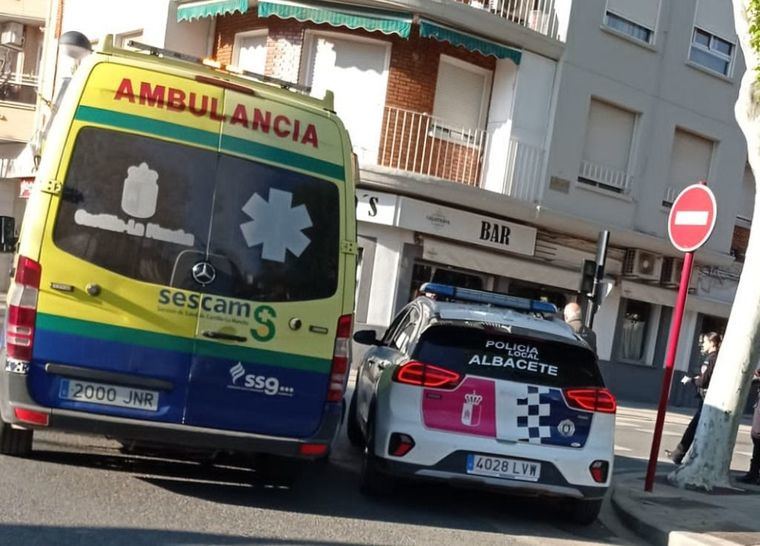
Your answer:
[191,261,216,286]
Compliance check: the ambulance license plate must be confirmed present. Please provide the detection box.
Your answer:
[59,379,159,412]
[466,454,541,482]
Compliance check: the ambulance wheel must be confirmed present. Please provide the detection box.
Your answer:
[346,390,364,448]
[359,412,394,496]
[567,498,603,525]
[0,421,33,457]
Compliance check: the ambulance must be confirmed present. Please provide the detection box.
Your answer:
[0,36,357,464]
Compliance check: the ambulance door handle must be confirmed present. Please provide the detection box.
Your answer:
[201,331,247,343]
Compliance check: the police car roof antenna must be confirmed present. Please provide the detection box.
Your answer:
[125,40,312,95]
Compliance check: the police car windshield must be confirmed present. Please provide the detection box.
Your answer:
[414,325,603,388]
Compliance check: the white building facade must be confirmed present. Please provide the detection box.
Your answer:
[46,0,753,406]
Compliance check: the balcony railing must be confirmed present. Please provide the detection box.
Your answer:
[454,0,561,41]
[0,73,39,106]
[578,159,630,194]
[377,106,488,186]
[502,138,546,202]
[662,186,678,207]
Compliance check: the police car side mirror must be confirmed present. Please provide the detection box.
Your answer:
[353,329,379,345]
[0,216,16,253]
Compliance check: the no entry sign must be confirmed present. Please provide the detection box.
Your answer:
[667,184,717,252]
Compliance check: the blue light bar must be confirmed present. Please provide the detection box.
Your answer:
[420,283,558,314]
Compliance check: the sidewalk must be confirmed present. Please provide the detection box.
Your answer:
[612,471,760,546]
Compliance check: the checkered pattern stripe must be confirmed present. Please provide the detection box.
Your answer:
[516,385,552,443]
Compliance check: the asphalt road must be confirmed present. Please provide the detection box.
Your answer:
[0,401,751,546]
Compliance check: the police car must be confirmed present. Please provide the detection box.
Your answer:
[347,283,615,524]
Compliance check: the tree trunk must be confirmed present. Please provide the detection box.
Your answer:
[668,0,760,490]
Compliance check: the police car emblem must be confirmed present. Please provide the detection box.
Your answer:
[558,419,576,437]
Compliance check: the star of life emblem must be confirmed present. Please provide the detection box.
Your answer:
[240,188,312,263]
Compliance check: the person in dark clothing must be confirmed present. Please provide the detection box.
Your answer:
[667,331,721,465]
[563,302,597,353]
[738,368,760,485]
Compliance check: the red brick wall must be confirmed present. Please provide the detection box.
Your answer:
[213,14,497,184]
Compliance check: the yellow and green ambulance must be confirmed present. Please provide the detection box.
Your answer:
[0,36,357,461]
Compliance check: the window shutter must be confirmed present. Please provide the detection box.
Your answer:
[668,129,713,191]
[582,99,635,172]
[606,0,659,30]
[235,32,268,73]
[432,57,490,130]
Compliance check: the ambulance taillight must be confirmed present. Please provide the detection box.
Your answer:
[6,256,41,362]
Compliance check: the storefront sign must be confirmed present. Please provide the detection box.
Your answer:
[397,197,536,256]
[356,190,398,226]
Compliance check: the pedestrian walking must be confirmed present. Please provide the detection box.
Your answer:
[667,331,721,465]
[563,302,597,352]
[738,368,760,485]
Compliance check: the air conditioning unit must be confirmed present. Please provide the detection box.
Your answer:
[622,249,663,282]
[0,22,24,51]
[660,257,683,287]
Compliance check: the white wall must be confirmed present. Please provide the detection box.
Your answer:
[360,223,414,327]
[482,58,517,193]
[61,0,172,48]
[544,0,745,257]
[594,283,621,361]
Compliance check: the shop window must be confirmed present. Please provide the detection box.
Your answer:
[408,262,485,301]
[578,98,637,194]
[618,299,652,362]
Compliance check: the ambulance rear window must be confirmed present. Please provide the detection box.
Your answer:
[414,326,603,388]
[54,127,339,301]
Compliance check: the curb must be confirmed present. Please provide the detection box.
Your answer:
[610,485,669,546]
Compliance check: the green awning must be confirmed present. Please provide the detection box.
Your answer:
[258,0,412,38]
[419,19,522,63]
[177,0,248,22]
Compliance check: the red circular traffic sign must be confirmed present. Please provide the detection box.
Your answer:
[667,184,717,252]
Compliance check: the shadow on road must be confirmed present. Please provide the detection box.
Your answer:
[0,525,366,546]
[27,441,621,544]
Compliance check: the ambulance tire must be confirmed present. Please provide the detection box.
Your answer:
[0,421,33,457]
[566,498,603,525]
[359,409,394,496]
[346,390,364,449]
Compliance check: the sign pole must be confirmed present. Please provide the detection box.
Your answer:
[644,250,695,492]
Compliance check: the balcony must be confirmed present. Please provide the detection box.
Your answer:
[452,0,561,41]
[377,106,488,187]
[501,138,546,202]
[578,159,631,194]
[0,0,47,22]
[0,73,38,106]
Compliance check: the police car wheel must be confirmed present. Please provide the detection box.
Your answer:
[359,413,394,496]
[0,421,33,457]
[566,498,603,525]
[346,390,364,449]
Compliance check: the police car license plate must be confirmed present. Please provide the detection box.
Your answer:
[59,379,159,412]
[466,454,541,482]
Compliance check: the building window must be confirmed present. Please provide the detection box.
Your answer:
[114,30,144,49]
[689,28,734,76]
[432,55,492,143]
[604,11,653,43]
[663,128,714,207]
[618,299,652,362]
[232,30,268,74]
[578,98,637,194]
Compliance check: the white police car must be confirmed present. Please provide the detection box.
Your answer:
[347,283,615,524]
